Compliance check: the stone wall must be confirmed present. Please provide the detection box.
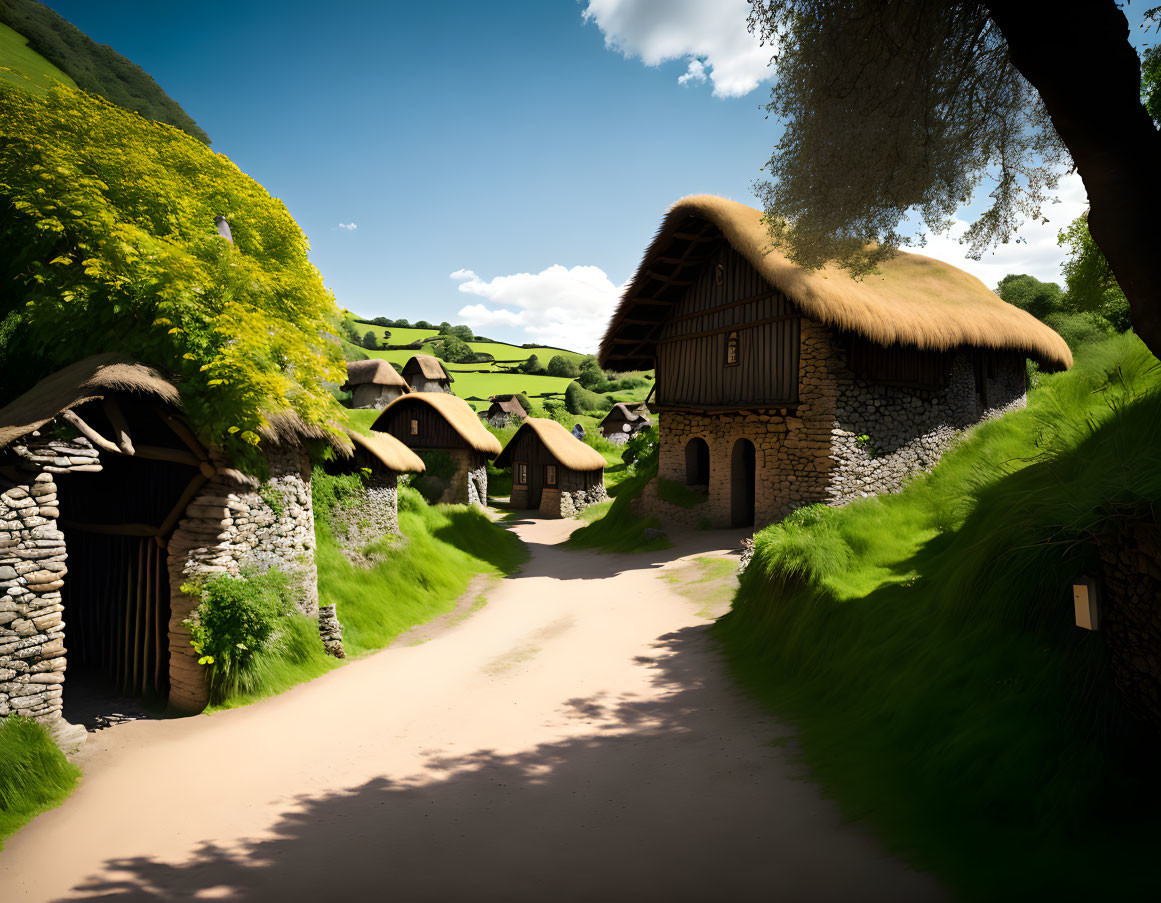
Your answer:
[409,378,450,394]
[539,483,607,519]
[328,473,400,566]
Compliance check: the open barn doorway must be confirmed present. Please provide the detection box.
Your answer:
[685,437,709,487]
[56,397,206,728]
[730,438,756,528]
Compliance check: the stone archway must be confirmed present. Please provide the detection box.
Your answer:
[684,437,710,487]
[730,438,756,528]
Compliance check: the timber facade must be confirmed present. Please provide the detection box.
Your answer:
[495,419,606,518]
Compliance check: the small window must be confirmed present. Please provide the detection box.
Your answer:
[725,331,739,367]
[516,462,528,486]
[409,418,419,436]
[546,465,557,487]
[715,263,725,286]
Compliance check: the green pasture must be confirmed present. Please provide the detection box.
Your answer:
[0,22,76,93]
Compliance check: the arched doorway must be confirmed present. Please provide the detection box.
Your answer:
[684,437,709,487]
[730,438,756,528]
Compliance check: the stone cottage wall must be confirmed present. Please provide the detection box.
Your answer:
[539,483,607,519]
[328,473,399,565]
[0,437,100,751]
[167,442,317,714]
[409,378,449,394]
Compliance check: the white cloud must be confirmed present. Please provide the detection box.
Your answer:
[916,172,1089,289]
[451,265,624,352]
[337,222,357,230]
[582,0,771,98]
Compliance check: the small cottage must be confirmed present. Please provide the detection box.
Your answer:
[600,195,1072,529]
[483,395,528,428]
[495,418,607,517]
[600,403,652,444]
[401,354,454,394]
[343,359,409,409]
[371,393,501,506]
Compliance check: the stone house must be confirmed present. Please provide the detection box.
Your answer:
[343,359,410,409]
[482,396,528,428]
[600,402,651,444]
[401,354,454,394]
[0,354,422,748]
[495,418,607,517]
[371,392,501,507]
[599,195,1072,530]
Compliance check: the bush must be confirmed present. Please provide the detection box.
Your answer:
[566,380,614,414]
[567,442,669,554]
[522,354,546,374]
[547,355,580,378]
[0,716,80,847]
[437,334,474,363]
[657,478,708,508]
[362,330,379,350]
[620,426,658,466]
[1042,311,1112,351]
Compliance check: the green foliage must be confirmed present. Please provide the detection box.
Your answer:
[522,353,545,374]
[181,568,298,704]
[413,450,458,504]
[995,273,1067,321]
[0,21,76,94]
[576,355,604,388]
[620,426,657,466]
[445,324,473,341]
[568,442,670,554]
[414,320,432,329]
[565,380,614,414]
[258,481,285,517]
[0,84,347,467]
[0,0,209,142]
[657,478,708,508]
[0,716,80,847]
[341,340,369,363]
[717,332,1161,898]
[1059,215,1132,333]
[547,354,580,378]
[361,330,378,350]
[1142,17,1161,125]
[437,334,474,364]
[310,468,368,533]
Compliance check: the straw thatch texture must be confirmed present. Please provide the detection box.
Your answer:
[343,359,409,390]
[372,392,502,455]
[601,403,650,427]
[487,397,528,418]
[601,195,1073,371]
[0,354,180,450]
[495,418,607,471]
[339,427,425,474]
[404,354,454,382]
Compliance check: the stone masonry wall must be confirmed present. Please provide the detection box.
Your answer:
[539,482,607,519]
[167,442,317,714]
[329,473,400,566]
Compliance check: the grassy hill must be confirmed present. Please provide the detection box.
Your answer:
[0,21,74,93]
[0,0,208,143]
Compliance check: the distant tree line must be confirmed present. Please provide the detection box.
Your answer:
[0,0,210,143]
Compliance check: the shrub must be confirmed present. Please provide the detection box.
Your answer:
[621,426,658,466]
[0,716,80,846]
[362,330,379,350]
[438,334,474,363]
[522,354,546,374]
[657,478,708,508]
[547,355,580,378]
[566,380,614,414]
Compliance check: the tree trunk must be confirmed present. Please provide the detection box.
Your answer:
[985,1,1161,359]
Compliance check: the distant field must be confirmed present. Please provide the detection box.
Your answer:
[0,22,76,93]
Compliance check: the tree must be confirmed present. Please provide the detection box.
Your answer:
[522,354,545,374]
[995,275,1067,321]
[447,324,474,341]
[371,316,392,327]
[395,319,410,328]
[362,330,378,350]
[414,320,432,329]
[747,1,1161,357]
[437,334,473,363]
[547,355,579,378]
[1059,215,1133,333]
[438,321,453,335]
[576,355,605,389]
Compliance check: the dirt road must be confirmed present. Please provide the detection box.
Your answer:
[0,517,945,901]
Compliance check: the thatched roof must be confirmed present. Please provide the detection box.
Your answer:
[371,392,502,456]
[403,354,454,383]
[343,359,408,390]
[601,403,650,427]
[600,195,1073,371]
[487,397,528,418]
[495,418,607,471]
[338,427,424,473]
[0,354,180,450]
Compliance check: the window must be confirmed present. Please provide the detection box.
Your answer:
[409,418,419,436]
[516,462,528,486]
[725,330,739,366]
[546,465,557,487]
[715,263,725,286]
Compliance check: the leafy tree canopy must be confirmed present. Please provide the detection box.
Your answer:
[1059,214,1133,332]
[547,354,579,378]
[0,84,346,465]
[361,330,378,350]
[521,354,545,375]
[995,274,1067,321]
[437,334,473,363]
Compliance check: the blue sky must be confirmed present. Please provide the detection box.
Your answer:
[38,1,1154,351]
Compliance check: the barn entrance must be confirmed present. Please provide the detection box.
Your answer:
[730,438,756,528]
[56,397,207,724]
[685,437,710,487]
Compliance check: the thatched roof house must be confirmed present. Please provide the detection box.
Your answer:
[600,402,651,444]
[402,354,454,394]
[601,195,1071,529]
[495,418,607,517]
[483,395,528,427]
[371,393,500,506]
[0,354,421,744]
[343,359,409,410]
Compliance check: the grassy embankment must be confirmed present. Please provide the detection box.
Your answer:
[566,443,671,554]
[0,716,80,848]
[0,21,75,93]
[716,333,1161,899]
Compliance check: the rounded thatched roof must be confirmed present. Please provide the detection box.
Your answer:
[601,403,650,427]
[371,392,501,456]
[339,427,425,473]
[601,195,1073,371]
[495,418,606,471]
[403,354,454,382]
[344,359,408,390]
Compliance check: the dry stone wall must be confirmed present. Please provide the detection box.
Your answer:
[328,473,400,567]
[539,483,607,519]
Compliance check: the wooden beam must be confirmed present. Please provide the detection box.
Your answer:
[156,408,209,459]
[101,398,135,455]
[628,298,674,306]
[133,445,202,468]
[642,273,693,286]
[620,317,665,326]
[658,314,800,345]
[668,289,782,326]
[157,472,209,537]
[60,520,161,537]
[61,409,120,454]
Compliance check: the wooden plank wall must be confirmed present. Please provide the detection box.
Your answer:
[656,244,800,407]
[847,338,953,389]
[507,431,596,507]
[375,400,471,450]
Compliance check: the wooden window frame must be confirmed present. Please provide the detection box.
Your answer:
[725,330,740,367]
[516,462,528,486]
[545,464,557,487]
[409,418,419,436]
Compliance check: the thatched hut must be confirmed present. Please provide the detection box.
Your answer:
[495,418,607,517]
[0,354,422,747]
[343,359,409,409]
[371,393,501,506]
[600,402,651,444]
[402,354,454,394]
[483,395,528,428]
[600,195,1072,529]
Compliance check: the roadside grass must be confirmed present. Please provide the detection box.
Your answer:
[0,22,76,94]
[0,716,81,848]
[715,332,1161,899]
[567,450,671,554]
[661,557,739,619]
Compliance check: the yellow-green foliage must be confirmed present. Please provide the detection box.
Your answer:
[0,84,346,465]
[0,716,80,847]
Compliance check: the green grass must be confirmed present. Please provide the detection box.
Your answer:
[715,332,1161,899]
[0,716,81,848]
[0,22,76,94]
[657,478,709,509]
[661,557,739,619]
[567,449,671,554]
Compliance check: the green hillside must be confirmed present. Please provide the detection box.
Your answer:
[0,0,209,143]
[0,21,74,93]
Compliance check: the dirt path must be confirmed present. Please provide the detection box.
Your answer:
[0,517,945,902]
